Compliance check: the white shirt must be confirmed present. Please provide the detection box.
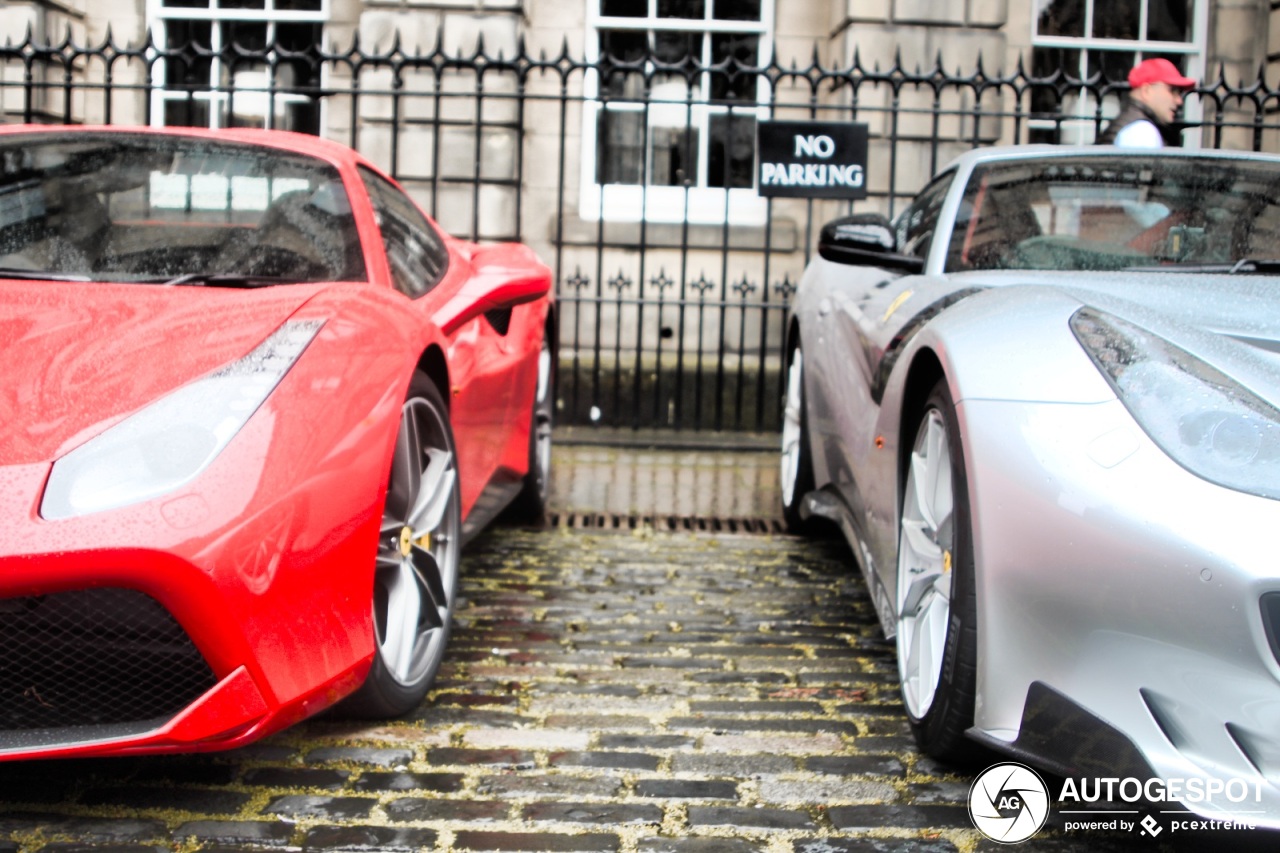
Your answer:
[1113,119,1164,149]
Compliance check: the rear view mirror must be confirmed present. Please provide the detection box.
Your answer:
[819,214,924,273]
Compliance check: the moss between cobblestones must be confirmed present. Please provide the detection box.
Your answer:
[0,528,1013,852]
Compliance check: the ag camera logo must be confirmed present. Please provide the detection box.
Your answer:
[968,762,1051,843]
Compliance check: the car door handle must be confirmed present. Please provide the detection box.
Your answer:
[818,298,832,316]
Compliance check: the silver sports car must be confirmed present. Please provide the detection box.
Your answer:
[782,144,1280,827]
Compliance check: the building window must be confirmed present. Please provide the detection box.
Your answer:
[149,0,326,133]
[1029,0,1206,145]
[581,0,774,224]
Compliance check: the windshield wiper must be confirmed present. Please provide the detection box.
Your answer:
[1122,259,1280,274]
[1228,258,1280,274]
[0,267,92,282]
[1,268,303,287]
[158,273,299,288]
[1122,263,1225,273]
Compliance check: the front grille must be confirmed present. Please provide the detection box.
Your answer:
[0,588,217,739]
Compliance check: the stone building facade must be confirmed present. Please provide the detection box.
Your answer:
[4,1,1274,236]
[3,1,1277,431]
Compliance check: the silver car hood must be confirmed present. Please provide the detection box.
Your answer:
[951,269,1280,402]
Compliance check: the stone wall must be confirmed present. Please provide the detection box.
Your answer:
[823,0,1008,214]
[1,0,96,123]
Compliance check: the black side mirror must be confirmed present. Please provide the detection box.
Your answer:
[818,214,925,273]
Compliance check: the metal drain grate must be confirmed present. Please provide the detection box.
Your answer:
[545,511,787,535]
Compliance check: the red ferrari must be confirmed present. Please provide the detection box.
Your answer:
[0,125,555,758]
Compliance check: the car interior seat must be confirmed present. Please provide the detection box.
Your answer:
[212,188,363,280]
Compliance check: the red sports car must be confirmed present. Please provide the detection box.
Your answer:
[0,125,555,759]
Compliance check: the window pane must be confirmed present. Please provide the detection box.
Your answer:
[655,30,699,65]
[658,0,705,18]
[945,157,1280,271]
[222,21,267,52]
[601,0,647,16]
[277,23,324,88]
[219,22,268,89]
[589,0,771,203]
[164,21,213,88]
[651,125,697,185]
[897,174,951,260]
[712,0,761,21]
[599,29,648,97]
[226,96,318,133]
[599,29,648,62]
[1035,0,1084,37]
[1093,0,1140,39]
[157,7,323,134]
[1029,46,1081,120]
[652,74,695,102]
[707,112,754,188]
[1034,45,1085,82]
[164,97,210,128]
[280,99,320,135]
[227,96,266,128]
[597,110,644,184]
[360,168,449,296]
[1148,0,1192,42]
[601,70,646,99]
[710,33,759,101]
[1088,48,1137,84]
[0,133,362,280]
[1145,52,1190,73]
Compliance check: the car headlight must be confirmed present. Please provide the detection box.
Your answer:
[1071,307,1280,501]
[41,319,323,520]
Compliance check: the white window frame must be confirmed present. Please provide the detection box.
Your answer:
[1029,0,1207,146]
[581,0,775,225]
[147,0,329,132]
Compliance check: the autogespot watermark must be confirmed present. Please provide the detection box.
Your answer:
[968,763,1051,843]
[967,763,1265,844]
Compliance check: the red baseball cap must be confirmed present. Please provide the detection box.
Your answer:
[1129,58,1195,90]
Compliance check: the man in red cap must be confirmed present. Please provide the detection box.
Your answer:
[1098,58,1196,148]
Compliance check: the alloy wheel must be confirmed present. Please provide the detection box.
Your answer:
[374,395,460,687]
[531,340,554,499]
[780,350,805,505]
[896,407,955,719]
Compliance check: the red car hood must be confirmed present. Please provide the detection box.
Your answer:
[0,280,326,465]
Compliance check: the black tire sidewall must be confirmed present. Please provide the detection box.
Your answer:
[902,379,980,763]
[509,341,554,521]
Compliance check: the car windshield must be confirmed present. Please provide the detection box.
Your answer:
[0,133,366,283]
[946,155,1280,273]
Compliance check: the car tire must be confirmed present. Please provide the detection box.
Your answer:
[895,378,980,763]
[507,334,554,521]
[780,343,815,533]
[341,375,461,718]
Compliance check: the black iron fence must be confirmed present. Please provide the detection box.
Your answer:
[5,28,1280,434]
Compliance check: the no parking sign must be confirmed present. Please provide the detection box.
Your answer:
[756,120,869,199]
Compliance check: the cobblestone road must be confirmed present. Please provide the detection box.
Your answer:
[0,447,1275,852]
